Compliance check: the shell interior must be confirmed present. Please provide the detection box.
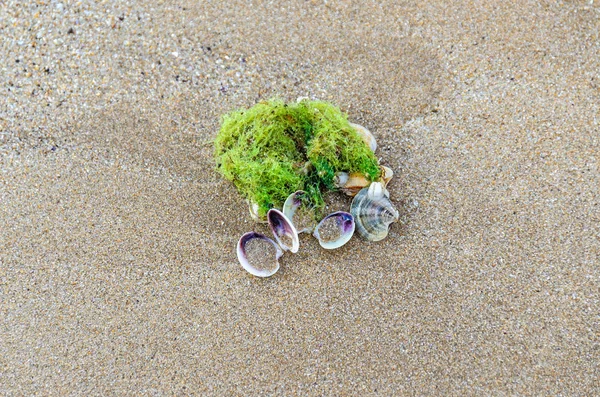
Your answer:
[267,208,300,253]
[237,232,283,277]
[282,191,317,233]
[350,182,399,242]
[313,211,355,249]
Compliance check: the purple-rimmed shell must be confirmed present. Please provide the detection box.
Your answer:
[282,191,317,233]
[313,211,355,249]
[267,208,299,253]
[237,232,283,277]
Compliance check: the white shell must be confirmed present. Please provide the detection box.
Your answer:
[379,165,393,188]
[313,211,355,249]
[368,180,386,199]
[349,122,377,152]
[350,182,399,241]
[334,172,349,188]
[267,208,300,253]
[247,200,266,223]
[237,232,283,277]
[282,191,317,233]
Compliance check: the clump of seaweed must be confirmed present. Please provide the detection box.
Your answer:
[214,99,381,218]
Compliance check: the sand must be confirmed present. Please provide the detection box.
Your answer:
[1,0,598,395]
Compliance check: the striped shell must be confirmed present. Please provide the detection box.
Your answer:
[350,182,399,241]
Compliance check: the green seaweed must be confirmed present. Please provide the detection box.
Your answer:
[214,99,380,218]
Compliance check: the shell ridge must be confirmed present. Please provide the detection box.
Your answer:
[350,182,399,241]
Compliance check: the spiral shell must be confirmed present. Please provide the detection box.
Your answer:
[350,182,399,241]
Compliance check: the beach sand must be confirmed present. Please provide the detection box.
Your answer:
[1,0,598,394]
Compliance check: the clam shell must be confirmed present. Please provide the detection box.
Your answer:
[350,182,399,241]
[247,199,266,223]
[313,211,355,249]
[267,208,300,253]
[349,122,377,152]
[283,191,317,233]
[237,232,283,277]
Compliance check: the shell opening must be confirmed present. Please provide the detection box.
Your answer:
[237,232,283,277]
[313,211,355,249]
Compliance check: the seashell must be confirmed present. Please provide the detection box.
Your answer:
[350,182,399,241]
[267,208,300,253]
[379,165,393,188]
[247,199,266,223]
[237,232,283,277]
[283,191,317,233]
[334,166,393,197]
[334,171,370,197]
[349,122,377,152]
[313,211,355,249]
[334,171,349,188]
